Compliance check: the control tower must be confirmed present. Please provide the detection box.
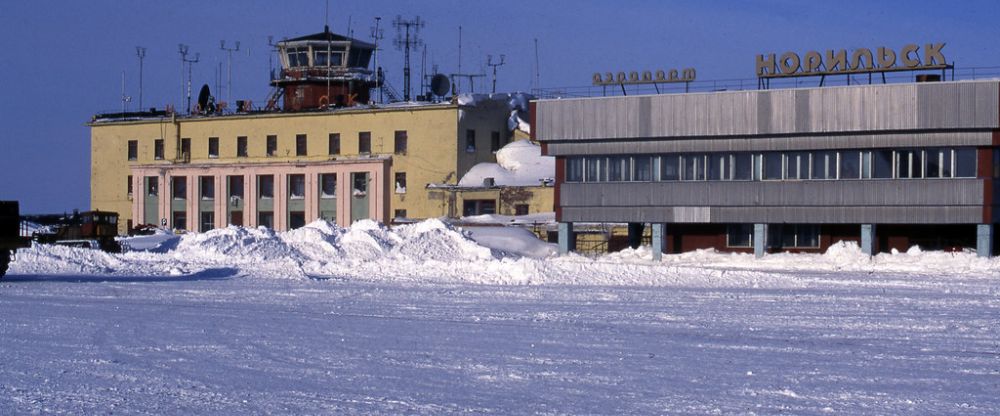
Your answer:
[270,26,377,111]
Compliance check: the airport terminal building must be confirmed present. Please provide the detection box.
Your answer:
[534,79,1000,257]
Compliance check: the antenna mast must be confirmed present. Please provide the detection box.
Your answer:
[135,46,146,110]
[121,71,132,117]
[457,26,462,94]
[393,15,425,102]
[220,40,240,106]
[178,44,200,114]
[487,54,506,94]
[533,38,540,91]
[371,17,384,104]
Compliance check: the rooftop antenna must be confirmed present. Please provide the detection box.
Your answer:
[371,17,384,104]
[420,44,427,97]
[135,46,146,110]
[533,38,540,91]
[457,26,462,94]
[121,71,132,117]
[267,35,277,82]
[487,54,506,94]
[178,44,200,114]
[220,40,240,106]
[393,15,425,101]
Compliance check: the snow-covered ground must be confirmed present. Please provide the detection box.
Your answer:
[2,219,999,413]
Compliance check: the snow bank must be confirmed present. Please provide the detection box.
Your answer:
[458,140,554,187]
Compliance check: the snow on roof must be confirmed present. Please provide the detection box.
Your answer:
[457,140,554,187]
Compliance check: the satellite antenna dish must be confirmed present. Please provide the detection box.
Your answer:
[197,84,212,112]
[430,73,450,97]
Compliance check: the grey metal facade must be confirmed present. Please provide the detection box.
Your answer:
[536,80,1000,225]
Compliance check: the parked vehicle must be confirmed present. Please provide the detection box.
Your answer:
[0,201,33,278]
[33,210,122,253]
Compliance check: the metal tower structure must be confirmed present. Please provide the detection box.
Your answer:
[220,40,240,106]
[135,46,146,110]
[393,15,424,102]
[178,44,199,114]
[487,54,506,94]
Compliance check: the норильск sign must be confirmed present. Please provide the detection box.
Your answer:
[756,43,948,78]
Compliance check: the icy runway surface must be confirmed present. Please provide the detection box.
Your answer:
[1,273,998,414]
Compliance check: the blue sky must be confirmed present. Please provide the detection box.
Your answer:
[2,0,999,213]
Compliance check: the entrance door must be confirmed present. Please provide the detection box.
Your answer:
[350,172,370,224]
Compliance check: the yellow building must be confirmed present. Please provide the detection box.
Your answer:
[89,99,518,234]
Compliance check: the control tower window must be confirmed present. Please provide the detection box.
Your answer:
[287,48,309,67]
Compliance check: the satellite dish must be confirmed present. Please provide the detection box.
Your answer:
[197,84,212,112]
[430,74,450,97]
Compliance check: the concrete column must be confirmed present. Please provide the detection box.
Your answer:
[753,223,767,258]
[558,222,576,255]
[627,222,645,249]
[651,223,666,261]
[861,224,876,256]
[977,224,993,258]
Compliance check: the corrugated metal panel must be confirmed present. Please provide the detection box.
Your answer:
[536,80,1000,141]
[544,131,994,156]
[561,205,982,224]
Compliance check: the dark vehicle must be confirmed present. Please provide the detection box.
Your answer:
[0,201,33,278]
[34,210,122,253]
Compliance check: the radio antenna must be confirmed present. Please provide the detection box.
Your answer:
[393,15,425,101]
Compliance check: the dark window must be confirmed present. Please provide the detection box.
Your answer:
[181,138,191,159]
[154,139,164,160]
[811,151,834,180]
[733,153,752,180]
[228,175,244,198]
[465,129,476,152]
[994,149,1000,179]
[127,140,137,160]
[173,211,187,231]
[394,209,408,219]
[726,224,753,247]
[955,148,977,178]
[515,204,529,216]
[394,131,408,154]
[200,212,214,232]
[208,137,219,158]
[567,157,583,182]
[586,157,602,182]
[295,134,307,156]
[258,175,274,198]
[147,177,158,196]
[359,132,371,154]
[258,211,274,228]
[127,175,133,197]
[661,155,680,181]
[607,157,627,181]
[786,152,807,180]
[266,135,277,157]
[328,133,340,155]
[289,174,305,198]
[353,172,368,193]
[289,212,306,229]
[490,131,501,152]
[237,136,248,158]
[763,152,782,180]
[633,156,652,181]
[395,172,407,194]
[172,176,186,199]
[777,224,820,248]
[200,176,214,199]
[708,154,728,181]
[872,150,893,179]
[320,174,336,198]
[463,200,496,216]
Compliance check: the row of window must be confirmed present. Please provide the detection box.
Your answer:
[126,129,507,161]
[565,148,979,183]
[133,172,406,200]
[726,224,819,248]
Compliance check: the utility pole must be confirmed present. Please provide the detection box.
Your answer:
[135,46,146,110]
[393,15,424,102]
[371,17,383,104]
[220,40,240,105]
[487,54,506,94]
[178,44,199,114]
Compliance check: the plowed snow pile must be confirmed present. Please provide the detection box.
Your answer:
[10,219,1000,285]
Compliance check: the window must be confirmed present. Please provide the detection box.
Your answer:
[733,153,752,180]
[515,204,529,216]
[463,200,496,216]
[726,224,753,247]
[491,131,501,152]
[661,155,680,181]
[763,152,782,180]
[955,148,977,177]
[633,156,652,181]
[872,150,893,179]
[237,136,248,158]
[328,133,340,155]
[394,131,408,154]
[127,175,133,198]
[200,212,214,232]
[171,176,186,199]
[127,140,137,161]
[708,154,729,181]
[394,209,408,219]
[200,176,214,200]
[359,132,371,154]
[147,177,158,196]
[776,224,820,248]
[320,174,336,198]
[289,212,306,229]
[395,172,407,194]
[266,135,277,157]
[811,151,835,180]
[926,148,946,178]
[288,174,305,199]
[258,175,274,198]
[586,157,602,182]
[466,129,476,152]
[895,149,921,179]
[295,134,307,156]
[228,175,244,198]
[181,138,191,160]
[258,211,274,229]
[173,212,187,231]
[154,139,164,160]
[353,172,368,194]
[607,157,627,181]
[208,137,219,158]
[567,157,584,182]
[286,47,309,67]
[785,152,807,180]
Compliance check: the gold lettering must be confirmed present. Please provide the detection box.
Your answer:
[682,68,696,80]
[877,47,896,68]
[668,69,679,80]
[925,43,946,66]
[642,71,652,82]
[779,52,800,74]
[629,71,640,82]
[849,48,874,70]
[604,72,615,83]
[655,70,666,81]
[756,53,776,76]
[592,73,603,85]
[803,51,822,73]
[825,49,847,71]
[616,72,627,83]
[900,44,920,67]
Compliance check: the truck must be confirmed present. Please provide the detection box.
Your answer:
[0,201,33,278]
[33,210,122,253]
